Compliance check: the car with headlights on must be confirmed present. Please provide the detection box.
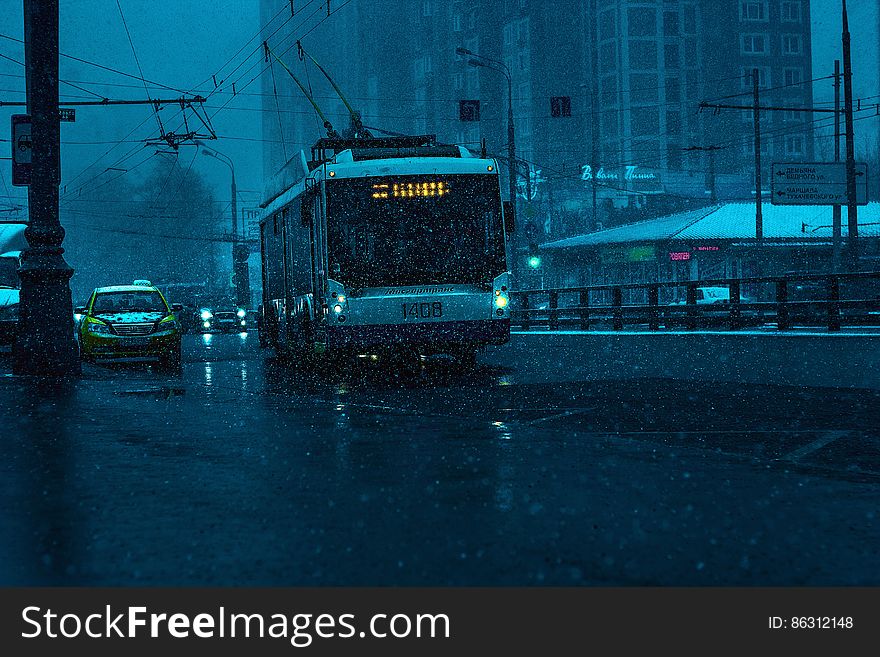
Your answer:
[77,281,183,369]
[198,306,249,333]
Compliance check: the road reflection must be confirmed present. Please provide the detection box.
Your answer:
[0,378,83,584]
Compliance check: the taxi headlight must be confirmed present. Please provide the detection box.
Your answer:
[203,321,211,329]
[237,309,246,318]
[200,310,213,321]
[159,319,178,331]
[87,320,112,335]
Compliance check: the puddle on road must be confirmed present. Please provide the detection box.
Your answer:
[115,387,186,399]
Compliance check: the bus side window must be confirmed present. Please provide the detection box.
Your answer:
[301,190,314,226]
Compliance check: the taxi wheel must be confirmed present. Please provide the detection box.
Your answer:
[157,344,182,372]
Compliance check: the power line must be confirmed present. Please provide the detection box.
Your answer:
[114,0,163,136]
[0,50,108,100]
[0,33,186,94]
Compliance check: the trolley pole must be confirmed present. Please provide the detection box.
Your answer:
[13,0,81,376]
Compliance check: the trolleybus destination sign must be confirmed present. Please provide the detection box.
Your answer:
[771,162,868,206]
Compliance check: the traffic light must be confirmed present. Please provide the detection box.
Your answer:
[459,100,481,122]
[527,241,542,269]
[550,96,571,118]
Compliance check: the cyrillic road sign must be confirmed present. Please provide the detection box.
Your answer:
[771,162,868,205]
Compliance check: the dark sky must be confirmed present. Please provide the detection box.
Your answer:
[0,0,262,213]
[1,0,878,216]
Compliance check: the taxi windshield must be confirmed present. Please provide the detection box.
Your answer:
[92,291,167,314]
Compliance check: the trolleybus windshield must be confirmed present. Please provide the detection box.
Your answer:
[326,174,505,289]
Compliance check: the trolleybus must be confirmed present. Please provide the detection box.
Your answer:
[257,135,513,364]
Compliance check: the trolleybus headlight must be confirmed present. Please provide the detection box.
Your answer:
[337,295,346,304]
[203,321,211,329]
[237,309,246,318]
[200,310,213,321]
[495,295,509,309]
[333,304,343,314]
[240,320,246,326]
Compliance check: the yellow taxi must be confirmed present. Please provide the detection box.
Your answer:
[77,280,182,369]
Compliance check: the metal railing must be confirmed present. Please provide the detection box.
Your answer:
[512,271,880,333]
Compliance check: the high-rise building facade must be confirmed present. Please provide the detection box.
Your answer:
[260,0,815,238]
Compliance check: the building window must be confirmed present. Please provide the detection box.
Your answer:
[666,77,681,101]
[684,39,697,66]
[518,82,530,110]
[663,11,679,36]
[684,5,696,33]
[785,135,804,156]
[518,18,530,43]
[503,23,514,47]
[740,1,768,21]
[782,34,802,55]
[599,10,616,40]
[453,13,461,32]
[741,34,767,54]
[466,68,478,91]
[783,109,800,122]
[783,67,803,86]
[422,0,433,17]
[781,1,801,22]
[666,111,681,135]
[630,41,658,70]
[453,72,463,90]
[667,143,683,170]
[664,43,680,69]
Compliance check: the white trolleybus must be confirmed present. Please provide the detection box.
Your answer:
[257,135,514,364]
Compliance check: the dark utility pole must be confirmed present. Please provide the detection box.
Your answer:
[231,171,251,308]
[842,0,859,268]
[506,73,517,236]
[753,69,763,243]
[13,0,80,376]
[833,59,842,271]
[683,145,721,203]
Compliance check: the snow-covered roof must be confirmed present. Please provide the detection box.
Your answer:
[321,155,498,180]
[0,223,27,254]
[542,202,880,250]
[94,285,157,293]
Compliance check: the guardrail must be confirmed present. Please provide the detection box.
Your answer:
[512,271,880,332]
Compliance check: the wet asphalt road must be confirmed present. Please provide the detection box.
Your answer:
[1,332,879,585]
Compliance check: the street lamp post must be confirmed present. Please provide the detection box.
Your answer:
[200,144,250,308]
[13,0,81,376]
[456,47,517,244]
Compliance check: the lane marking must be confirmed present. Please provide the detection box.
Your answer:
[528,408,595,426]
[782,430,850,462]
